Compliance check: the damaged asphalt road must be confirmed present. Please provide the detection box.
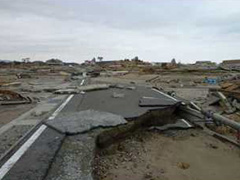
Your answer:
[0,80,181,180]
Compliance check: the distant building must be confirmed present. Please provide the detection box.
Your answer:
[195,61,213,66]
[152,58,177,69]
[64,62,79,66]
[194,60,217,69]
[83,58,97,65]
[221,59,240,70]
[95,60,118,66]
[46,59,63,66]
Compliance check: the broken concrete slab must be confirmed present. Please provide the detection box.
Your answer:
[0,82,21,87]
[232,99,240,110]
[43,88,59,93]
[16,73,31,79]
[139,97,179,107]
[217,92,236,114]
[45,110,127,134]
[112,92,125,98]
[208,95,220,106]
[0,90,34,105]
[126,86,136,90]
[0,98,32,105]
[0,90,25,101]
[110,84,136,90]
[77,84,109,92]
[54,89,79,94]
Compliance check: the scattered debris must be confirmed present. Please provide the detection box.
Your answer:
[16,73,31,79]
[177,162,190,170]
[232,99,240,110]
[126,86,136,90]
[211,79,240,100]
[207,94,220,106]
[43,88,59,93]
[87,70,100,77]
[207,143,218,149]
[149,119,193,131]
[112,92,125,98]
[216,92,235,114]
[204,77,218,85]
[139,96,178,107]
[114,84,125,89]
[0,90,33,105]
[78,84,109,92]
[20,88,42,93]
[54,89,79,94]
[0,82,21,87]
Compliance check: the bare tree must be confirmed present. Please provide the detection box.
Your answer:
[22,58,30,63]
[97,57,103,62]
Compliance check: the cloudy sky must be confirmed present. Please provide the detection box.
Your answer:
[1,0,240,63]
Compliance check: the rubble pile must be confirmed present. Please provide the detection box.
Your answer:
[0,89,32,105]
[219,81,240,100]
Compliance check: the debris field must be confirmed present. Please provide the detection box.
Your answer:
[0,59,240,180]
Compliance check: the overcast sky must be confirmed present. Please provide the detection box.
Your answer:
[1,0,240,63]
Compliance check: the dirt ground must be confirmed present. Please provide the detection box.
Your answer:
[94,129,240,180]
[0,104,35,127]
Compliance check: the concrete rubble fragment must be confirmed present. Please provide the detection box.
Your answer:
[110,84,136,90]
[217,92,236,114]
[114,84,125,89]
[139,96,178,107]
[54,89,79,94]
[211,78,240,100]
[232,99,240,110]
[126,86,136,90]
[149,119,193,131]
[0,82,21,87]
[16,73,31,79]
[77,84,109,92]
[43,88,59,93]
[0,89,33,105]
[112,92,125,98]
[207,94,220,105]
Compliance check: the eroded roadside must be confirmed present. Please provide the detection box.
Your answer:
[94,129,240,180]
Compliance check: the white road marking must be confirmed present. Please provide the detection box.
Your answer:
[0,125,47,179]
[181,119,192,127]
[152,88,178,102]
[80,79,85,86]
[48,94,74,120]
[142,96,158,99]
[0,93,75,179]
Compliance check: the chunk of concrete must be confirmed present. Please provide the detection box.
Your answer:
[149,119,193,131]
[139,97,178,107]
[112,92,125,98]
[217,92,235,114]
[232,99,240,110]
[126,86,136,90]
[45,110,127,134]
[77,84,109,92]
[1,82,21,87]
[54,89,79,94]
